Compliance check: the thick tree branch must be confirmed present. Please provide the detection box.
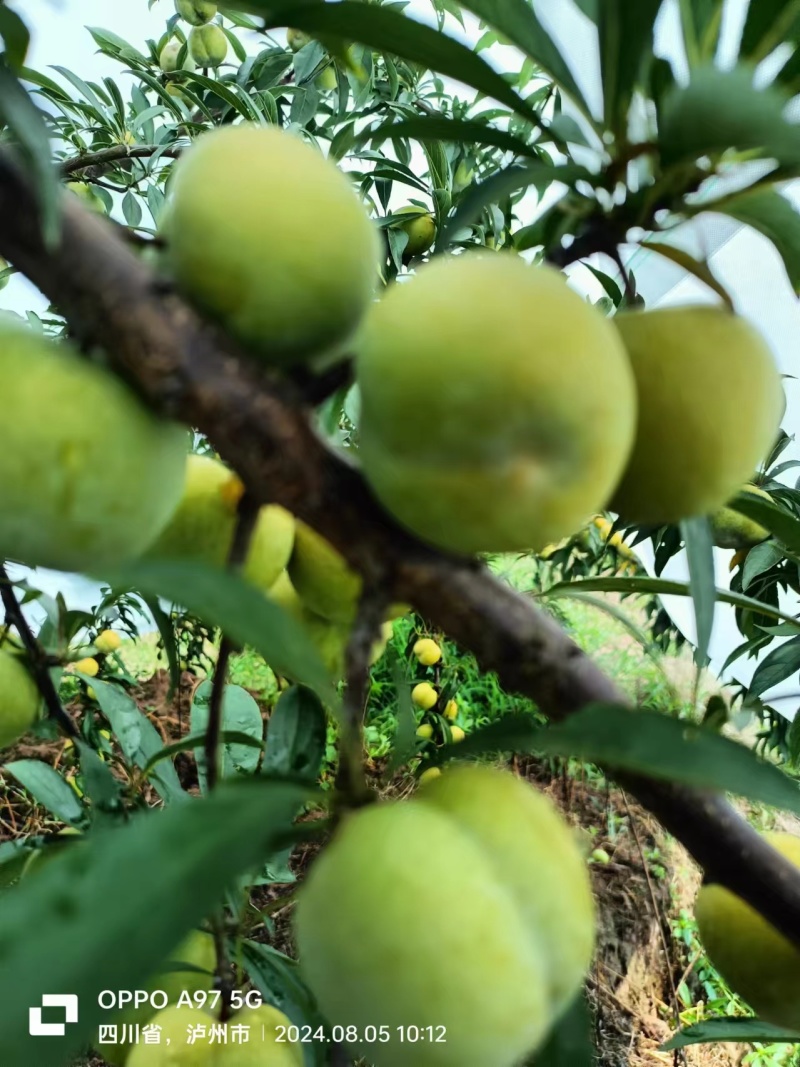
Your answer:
[2,154,800,949]
[60,144,182,176]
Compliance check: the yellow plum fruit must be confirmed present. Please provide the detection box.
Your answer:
[0,323,187,573]
[415,723,433,740]
[411,682,437,710]
[711,483,771,550]
[610,307,783,525]
[95,630,123,654]
[695,832,800,1031]
[448,725,465,743]
[163,125,380,366]
[145,454,294,593]
[294,764,595,1067]
[100,931,217,1066]
[288,522,361,623]
[126,1006,215,1066]
[174,0,216,26]
[356,255,637,554]
[396,206,435,258]
[0,649,40,749]
[189,24,227,67]
[74,657,99,678]
[412,637,441,665]
[216,1004,303,1065]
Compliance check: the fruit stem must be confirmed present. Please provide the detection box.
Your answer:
[0,562,80,739]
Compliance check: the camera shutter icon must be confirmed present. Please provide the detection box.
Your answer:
[29,994,79,1036]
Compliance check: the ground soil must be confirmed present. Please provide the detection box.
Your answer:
[0,669,756,1067]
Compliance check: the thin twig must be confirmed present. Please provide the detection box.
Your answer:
[0,564,79,739]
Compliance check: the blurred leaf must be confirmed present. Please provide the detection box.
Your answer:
[542,575,800,631]
[4,760,86,827]
[191,681,265,791]
[598,0,662,134]
[143,595,181,697]
[0,778,308,1066]
[0,6,30,70]
[707,187,800,293]
[361,116,538,158]
[434,704,800,815]
[640,240,733,307]
[239,0,535,120]
[663,1017,800,1050]
[440,161,588,248]
[532,992,594,1065]
[739,1,800,62]
[262,685,327,783]
[730,487,800,555]
[750,635,800,697]
[0,59,59,247]
[680,516,716,665]
[679,0,725,65]
[77,742,123,816]
[87,676,185,804]
[659,66,800,169]
[99,560,335,705]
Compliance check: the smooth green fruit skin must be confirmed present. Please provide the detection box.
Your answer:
[188,24,227,68]
[160,41,195,73]
[695,832,800,1031]
[163,125,380,366]
[146,454,295,593]
[0,324,187,573]
[295,765,595,1067]
[0,649,40,749]
[288,521,361,623]
[174,0,216,26]
[711,484,770,549]
[356,254,637,554]
[396,207,435,258]
[66,181,105,212]
[611,307,783,525]
[101,932,217,1066]
[126,1006,215,1066]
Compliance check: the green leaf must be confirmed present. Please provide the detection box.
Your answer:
[680,516,716,665]
[532,992,594,1066]
[143,595,181,697]
[662,1016,800,1050]
[740,0,800,62]
[436,704,800,815]
[742,540,784,591]
[77,741,123,817]
[0,778,308,1066]
[191,681,265,790]
[455,0,592,116]
[708,187,800,292]
[262,685,327,783]
[659,66,800,168]
[598,0,662,135]
[361,116,539,158]
[541,575,800,632]
[750,635,800,697]
[0,6,30,71]
[141,731,265,777]
[4,760,86,827]
[236,0,535,120]
[639,240,733,307]
[0,59,59,247]
[440,161,588,248]
[98,559,336,705]
[679,0,725,65]
[87,676,185,804]
[729,487,800,555]
[242,939,328,1058]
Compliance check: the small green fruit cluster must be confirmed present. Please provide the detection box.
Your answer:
[295,764,595,1067]
[355,255,782,555]
[162,125,380,368]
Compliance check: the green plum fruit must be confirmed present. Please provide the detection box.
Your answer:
[610,307,783,525]
[0,323,187,573]
[145,454,295,592]
[126,1006,216,1066]
[174,0,216,26]
[66,181,105,213]
[0,649,40,749]
[160,40,195,73]
[162,124,380,366]
[711,483,771,550]
[100,931,217,1065]
[286,28,311,52]
[188,25,227,68]
[295,764,595,1067]
[315,65,337,92]
[695,832,800,1031]
[396,206,435,259]
[217,1005,303,1065]
[356,254,637,554]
